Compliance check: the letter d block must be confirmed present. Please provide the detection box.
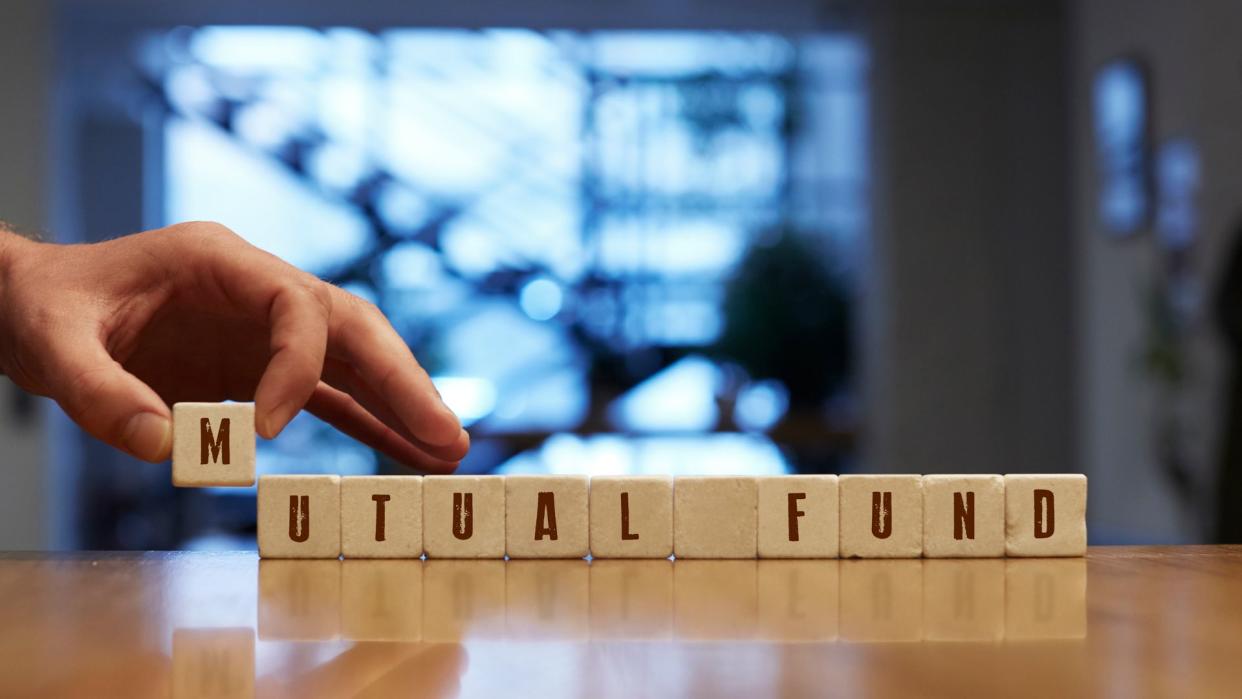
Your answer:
[423,476,505,558]
[1004,474,1087,557]
[258,475,341,558]
[506,475,589,558]
[172,402,255,487]
[839,475,922,558]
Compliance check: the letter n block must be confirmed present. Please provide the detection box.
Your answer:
[257,475,341,558]
[839,475,922,558]
[341,476,423,558]
[922,474,1004,557]
[1004,474,1087,557]
[589,476,673,559]
[422,476,505,558]
[757,475,838,558]
[172,402,255,487]
[506,475,589,559]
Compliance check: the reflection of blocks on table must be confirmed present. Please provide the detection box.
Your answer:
[589,560,673,640]
[923,559,1004,641]
[257,560,341,640]
[341,560,422,641]
[172,402,255,487]
[840,475,923,558]
[171,628,255,699]
[758,475,838,559]
[341,476,422,559]
[505,475,589,559]
[922,475,1005,558]
[673,477,758,559]
[673,560,758,640]
[1005,558,1087,640]
[422,560,507,641]
[1005,474,1088,557]
[258,475,341,559]
[757,560,839,641]
[423,476,506,559]
[589,476,673,559]
[505,560,589,640]
[840,560,923,642]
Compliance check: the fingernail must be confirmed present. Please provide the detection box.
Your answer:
[123,412,171,462]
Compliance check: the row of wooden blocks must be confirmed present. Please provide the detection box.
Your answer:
[257,473,1086,559]
[255,558,1087,642]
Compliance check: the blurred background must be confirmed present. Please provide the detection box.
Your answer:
[0,0,1236,550]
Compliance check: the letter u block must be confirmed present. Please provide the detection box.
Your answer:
[423,476,505,558]
[172,402,256,487]
[839,475,922,558]
[1004,474,1087,557]
[506,475,589,559]
[258,475,341,558]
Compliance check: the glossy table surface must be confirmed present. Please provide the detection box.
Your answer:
[0,546,1239,697]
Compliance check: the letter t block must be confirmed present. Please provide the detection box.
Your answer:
[341,476,423,558]
[172,402,256,487]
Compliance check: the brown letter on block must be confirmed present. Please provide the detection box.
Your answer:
[371,494,390,542]
[535,492,559,540]
[953,491,975,540]
[1034,489,1055,538]
[453,492,474,540]
[787,492,807,542]
[201,417,231,465]
[288,495,310,543]
[620,492,639,540]
[871,491,892,539]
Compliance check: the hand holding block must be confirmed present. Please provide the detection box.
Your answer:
[506,475,589,558]
[589,476,673,559]
[922,475,1004,557]
[1004,474,1087,556]
[423,476,505,558]
[757,475,838,558]
[840,475,922,558]
[673,477,758,559]
[258,475,341,559]
[172,402,255,487]
[341,476,423,558]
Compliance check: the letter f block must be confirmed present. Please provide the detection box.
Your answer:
[172,402,256,487]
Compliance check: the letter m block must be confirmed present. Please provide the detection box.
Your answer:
[172,402,257,488]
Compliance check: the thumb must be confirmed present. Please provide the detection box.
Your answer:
[42,338,172,462]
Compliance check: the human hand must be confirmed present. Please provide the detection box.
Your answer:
[0,221,468,470]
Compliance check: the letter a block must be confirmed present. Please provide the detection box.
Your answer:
[506,475,589,559]
[757,475,838,558]
[839,475,922,558]
[258,475,341,558]
[423,476,505,558]
[172,402,255,487]
[1004,474,1087,557]
[922,474,1004,557]
[589,476,673,559]
[673,477,757,559]
[341,476,423,558]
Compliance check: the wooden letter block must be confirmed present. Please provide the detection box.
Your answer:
[839,475,923,558]
[923,559,1004,641]
[258,560,341,640]
[1004,474,1087,557]
[757,561,839,641]
[922,474,1004,558]
[589,560,673,640]
[673,476,757,559]
[171,628,254,699]
[258,475,341,559]
[341,560,422,641]
[589,476,673,559]
[423,476,505,558]
[172,402,255,487]
[839,560,923,641]
[757,475,838,558]
[341,476,423,558]
[505,475,589,559]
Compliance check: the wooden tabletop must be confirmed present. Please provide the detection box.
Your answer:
[0,546,1238,697]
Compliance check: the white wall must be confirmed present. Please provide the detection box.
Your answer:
[0,0,51,549]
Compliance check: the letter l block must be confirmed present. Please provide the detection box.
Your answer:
[172,402,256,487]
